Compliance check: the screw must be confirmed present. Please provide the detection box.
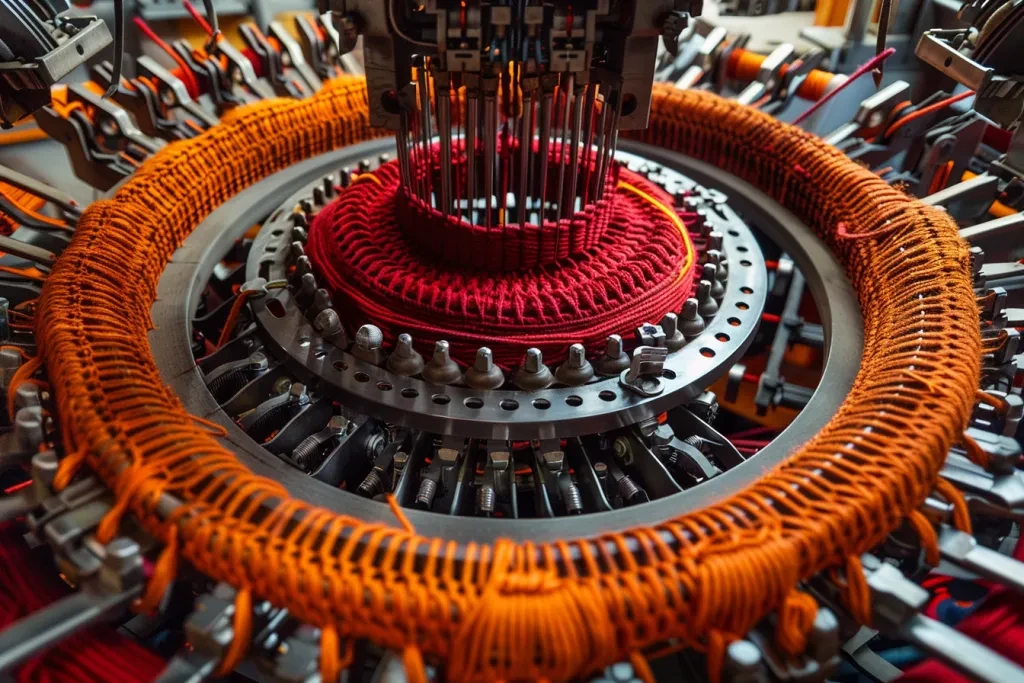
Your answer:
[422,340,462,385]
[697,280,718,319]
[357,468,386,497]
[291,415,347,470]
[617,475,644,504]
[514,348,554,390]
[660,312,684,352]
[680,298,705,340]
[477,485,496,514]
[392,451,409,470]
[415,478,438,508]
[387,333,425,376]
[565,483,583,514]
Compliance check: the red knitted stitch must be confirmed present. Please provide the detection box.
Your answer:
[306,159,701,369]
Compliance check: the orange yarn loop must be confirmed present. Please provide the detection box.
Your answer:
[30,78,981,681]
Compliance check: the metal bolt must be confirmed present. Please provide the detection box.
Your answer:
[477,485,496,514]
[464,347,505,389]
[555,344,594,386]
[697,280,719,319]
[680,298,705,340]
[288,383,309,404]
[594,334,630,376]
[514,348,554,390]
[705,263,725,301]
[392,451,409,471]
[387,333,425,377]
[357,468,386,498]
[660,312,684,352]
[617,475,643,504]
[415,478,438,508]
[564,483,583,514]
[352,324,385,365]
[291,416,346,470]
[422,340,462,385]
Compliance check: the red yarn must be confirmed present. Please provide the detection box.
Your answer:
[0,522,165,682]
[306,157,701,369]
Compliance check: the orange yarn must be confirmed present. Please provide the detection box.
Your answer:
[29,78,981,681]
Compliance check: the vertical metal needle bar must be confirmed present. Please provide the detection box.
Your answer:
[483,78,497,229]
[518,85,534,224]
[466,80,479,223]
[536,79,554,223]
[397,110,412,193]
[562,82,585,216]
[436,74,452,217]
[596,87,621,201]
[589,85,609,201]
[418,62,433,208]
[553,73,574,222]
[578,83,596,209]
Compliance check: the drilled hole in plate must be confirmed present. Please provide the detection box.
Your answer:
[500,399,519,411]
[736,245,749,253]
[377,381,393,391]
[265,246,277,253]
[401,387,418,398]
[314,350,327,359]
[728,317,741,327]
[737,302,750,310]
[716,332,730,342]
[432,394,451,405]
[299,337,311,347]
[271,229,284,237]
[354,372,370,382]
[728,229,740,236]
[566,395,583,407]
[663,369,676,380]
[334,360,348,371]
[533,398,551,410]
[599,390,616,401]
[700,347,716,358]
[465,397,484,409]
[740,286,754,294]
[266,299,286,318]
[740,260,752,267]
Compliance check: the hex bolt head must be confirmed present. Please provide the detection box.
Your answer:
[513,348,554,390]
[680,298,705,340]
[422,340,462,385]
[704,263,726,301]
[660,312,685,352]
[555,343,595,386]
[697,280,719,319]
[592,334,631,376]
[352,324,386,365]
[247,351,269,371]
[387,333,426,376]
[464,347,505,389]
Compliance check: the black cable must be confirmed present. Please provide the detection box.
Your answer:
[103,0,125,97]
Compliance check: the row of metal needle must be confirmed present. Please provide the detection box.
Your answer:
[395,60,624,230]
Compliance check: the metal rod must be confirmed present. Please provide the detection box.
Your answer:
[436,75,452,216]
[536,81,554,223]
[483,77,498,228]
[597,88,622,201]
[518,86,534,224]
[466,84,479,222]
[418,63,433,208]
[562,82,586,215]
[553,73,574,222]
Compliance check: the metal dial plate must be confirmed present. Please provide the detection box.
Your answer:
[246,151,769,440]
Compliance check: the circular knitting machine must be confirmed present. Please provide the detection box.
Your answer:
[0,2,1022,683]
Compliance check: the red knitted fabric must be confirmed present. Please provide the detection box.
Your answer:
[306,158,700,369]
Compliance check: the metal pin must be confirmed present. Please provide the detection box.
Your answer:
[465,78,479,222]
[536,76,556,222]
[555,343,595,386]
[482,77,498,228]
[436,72,453,216]
[514,347,555,390]
[563,81,587,215]
[422,340,462,385]
[464,347,505,389]
[697,280,719,319]
[417,64,433,208]
[387,333,425,377]
[553,73,574,221]
[518,82,535,223]
[594,334,631,376]
[680,298,705,340]
[661,312,685,352]
[705,263,725,301]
